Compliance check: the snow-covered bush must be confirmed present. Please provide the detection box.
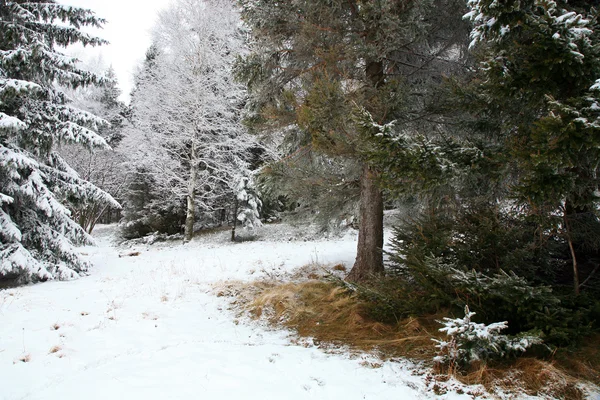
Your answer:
[236,176,262,229]
[433,306,542,369]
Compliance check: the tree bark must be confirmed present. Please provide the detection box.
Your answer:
[184,143,197,243]
[346,163,384,282]
[231,198,239,242]
[346,58,386,282]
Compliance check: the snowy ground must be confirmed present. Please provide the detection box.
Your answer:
[0,224,513,399]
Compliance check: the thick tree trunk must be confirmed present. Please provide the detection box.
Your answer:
[346,59,386,282]
[346,164,384,282]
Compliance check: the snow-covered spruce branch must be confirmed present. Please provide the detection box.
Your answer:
[433,305,542,368]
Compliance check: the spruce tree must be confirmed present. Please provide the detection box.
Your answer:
[120,45,187,239]
[370,0,600,301]
[0,1,118,282]
[231,175,262,241]
[464,0,600,295]
[237,0,468,281]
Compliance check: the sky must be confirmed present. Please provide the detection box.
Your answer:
[58,0,173,103]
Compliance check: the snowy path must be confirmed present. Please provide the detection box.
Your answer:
[0,226,471,400]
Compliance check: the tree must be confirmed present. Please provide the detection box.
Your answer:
[120,46,186,239]
[59,66,129,233]
[361,0,600,344]
[0,1,119,282]
[237,0,468,281]
[124,0,256,242]
[463,0,600,295]
[231,175,262,241]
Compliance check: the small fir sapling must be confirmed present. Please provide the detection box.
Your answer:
[231,176,262,241]
[433,306,542,369]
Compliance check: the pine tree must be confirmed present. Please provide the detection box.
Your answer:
[0,1,119,282]
[237,0,469,281]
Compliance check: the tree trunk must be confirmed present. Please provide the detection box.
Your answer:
[231,198,239,242]
[184,144,197,243]
[346,59,386,282]
[346,164,384,282]
[564,200,584,296]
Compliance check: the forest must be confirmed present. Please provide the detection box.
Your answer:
[1,0,600,397]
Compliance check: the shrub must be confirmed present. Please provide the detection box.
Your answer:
[384,206,598,347]
[433,306,542,370]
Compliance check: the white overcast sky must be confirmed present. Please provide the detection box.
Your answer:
[58,0,173,102]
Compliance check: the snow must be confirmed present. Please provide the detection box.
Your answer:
[0,224,483,400]
[0,78,41,94]
[0,113,26,131]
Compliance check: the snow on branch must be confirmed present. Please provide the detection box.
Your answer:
[0,243,52,281]
[0,208,22,242]
[465,0,592,53]
[57,121,109,148]
[41,163,121,210]
[0,145,40,171]
[0,193,14,205]
[0,78,42,96]
[433,305,542,367]
[0,113,27,131]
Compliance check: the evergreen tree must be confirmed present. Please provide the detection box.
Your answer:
[231,175,262,241]
[120,45,187,239]
[236,0,468,281]
[362,0,600,344]
[463,0,600,295]
[0,1,119,281]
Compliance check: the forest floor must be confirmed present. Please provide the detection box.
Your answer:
[0,223,596,399]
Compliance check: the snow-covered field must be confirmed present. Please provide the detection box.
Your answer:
[1,224,493,399]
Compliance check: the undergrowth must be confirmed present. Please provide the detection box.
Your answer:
[219,264,600,399]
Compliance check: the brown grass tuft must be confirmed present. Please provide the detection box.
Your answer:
[49,345,61,354]
[239,279,438,360]
[332,264,347,272]
[17,354,31,363]
[448,358,589,399]
[555,334,600,386]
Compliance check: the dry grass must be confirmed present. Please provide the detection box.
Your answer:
[16,353,31,363]
[332,264,347,272]
[446,357,591,399]
[221,267,600,399]
[49,345,61,354]
[555,334,600,386]
[437,334,600,398]
[226,279,438,360]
